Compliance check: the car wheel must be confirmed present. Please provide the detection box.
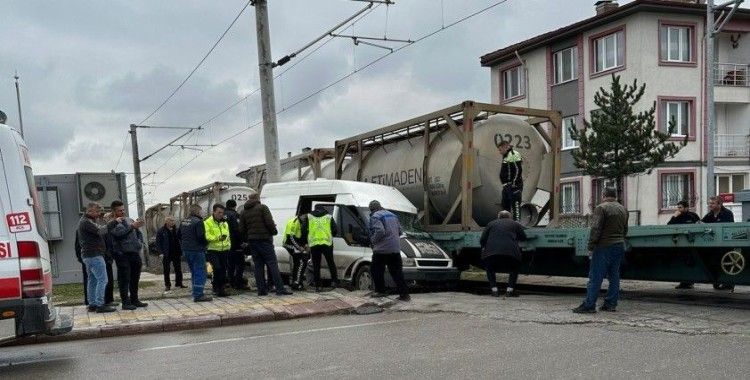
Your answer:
[354,264,373,291]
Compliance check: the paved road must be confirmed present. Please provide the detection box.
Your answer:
[1,311,747,379]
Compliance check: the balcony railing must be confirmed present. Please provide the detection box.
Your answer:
[715,62,749,87]
[716,134,750,157]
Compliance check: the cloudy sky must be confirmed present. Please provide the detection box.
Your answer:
[1,0,635,210]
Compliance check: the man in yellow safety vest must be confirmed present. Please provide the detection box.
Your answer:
[204,203,231,297]
[307,205,338,292]
[283,214,309,290]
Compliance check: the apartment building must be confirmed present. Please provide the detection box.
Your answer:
[481,0,749,225]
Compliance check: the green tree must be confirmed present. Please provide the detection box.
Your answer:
[569,74,687,203]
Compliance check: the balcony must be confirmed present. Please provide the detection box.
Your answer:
[714,63,750,103]
[715,134,750,157]
[715,62,749,86]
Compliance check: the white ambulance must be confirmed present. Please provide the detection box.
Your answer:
[0,120,72,344]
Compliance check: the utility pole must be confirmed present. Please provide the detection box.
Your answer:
[252,0,282,183]
[128,124,199,262]
[129,124,149,262]
[14,72,24,138]
[705,0,744,199]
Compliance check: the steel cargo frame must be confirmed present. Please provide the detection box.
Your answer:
[334,100,563,231]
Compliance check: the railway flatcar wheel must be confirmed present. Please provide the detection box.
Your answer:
[720,250,745,276]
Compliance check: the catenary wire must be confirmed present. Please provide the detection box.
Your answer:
[137,0,253,125]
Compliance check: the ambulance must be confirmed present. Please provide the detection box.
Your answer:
[0,117,72,344]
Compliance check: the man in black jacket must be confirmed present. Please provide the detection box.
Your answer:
[225,199,247,290]
[668,200,701,290]
[156,216,184,291]
[239,194,292,296]
[480,210,527,297]
[702,196,735,291]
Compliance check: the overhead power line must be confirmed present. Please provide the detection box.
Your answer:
[137,0,253,125]
[150,0,510,194]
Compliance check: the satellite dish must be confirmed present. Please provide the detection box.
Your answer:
[84,181,107,201]
[0,110,7,124]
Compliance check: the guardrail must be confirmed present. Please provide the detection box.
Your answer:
[716,134,750,157]
[715,62,749,87]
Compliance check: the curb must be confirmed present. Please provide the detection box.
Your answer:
[6,298,359,346]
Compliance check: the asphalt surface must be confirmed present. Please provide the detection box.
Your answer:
[1,311,747,379]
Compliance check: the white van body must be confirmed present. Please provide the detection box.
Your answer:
[0,123,72,343]
[261,179,460,289]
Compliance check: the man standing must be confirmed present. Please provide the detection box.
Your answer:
[204,204,231,297]
[156,216,184,291]
[283,214,309,290]
[368,200,410,301]
[179,204,212,302]
[480,210,527,298]
[668,200,701,290]
[224,200,247,290]
[239,194,291,296]
[107,200,148,310]
[573,187,628,313]
[308,205,339,292]
[498,141,523,221]
[702,196,735,291]
[77,202,116,313]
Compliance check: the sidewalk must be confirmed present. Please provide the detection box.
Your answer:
[10,290,378,346]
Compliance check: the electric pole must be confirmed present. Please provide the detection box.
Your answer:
[252,0,282,183]
[14,72,24,138]
[129,124,149,262]
[705,0,744,199]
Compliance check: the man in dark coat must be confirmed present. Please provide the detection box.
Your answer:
[667,200,701,290]
[224,199,247,290]
[480,210,527,297]
[156,216,184,291]
[239,194,291,296]
[702,196,735,291]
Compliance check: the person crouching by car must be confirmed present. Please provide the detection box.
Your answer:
[480,210,527,298]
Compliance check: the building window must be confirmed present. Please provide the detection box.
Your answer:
[562,116,579,150]
[593,30,625,73]
[660,25,692,63]
[660,172,694,209]
[716,174,747,195]
[502,66,525,100]
[659,98,693,137]
[591,178,620,209]
[561,182,581,214]
[554,47,578,84]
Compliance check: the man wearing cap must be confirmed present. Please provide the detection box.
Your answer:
[368,200,410,301]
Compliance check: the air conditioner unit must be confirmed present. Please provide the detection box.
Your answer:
[77,173,126,212]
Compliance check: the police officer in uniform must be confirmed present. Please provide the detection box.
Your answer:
[498,141,523,221]
[308,205,339,292]
[204,204,231,297]
[283,214,309,290]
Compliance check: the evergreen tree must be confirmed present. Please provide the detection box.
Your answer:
[569,74,687,203]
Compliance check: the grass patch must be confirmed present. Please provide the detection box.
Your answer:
[52,280,157,306]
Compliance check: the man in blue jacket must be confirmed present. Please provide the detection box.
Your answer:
[368,200,410,301]
[179,204,212,302]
